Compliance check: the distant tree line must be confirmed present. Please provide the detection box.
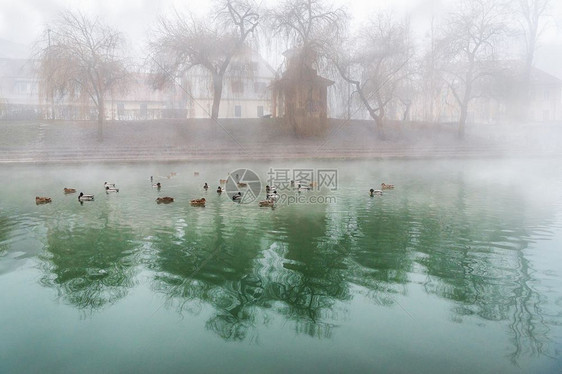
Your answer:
[33,0,552,139]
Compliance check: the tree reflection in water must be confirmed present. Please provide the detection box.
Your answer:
[39,211,137,314]
[150,203,350,340]
[0,216,8,258]
[412,175,556,363]
[339,200,414,307]
[146,176,559,358]
[148,200,265,341]
[320,170,558,363]
[27,163,557,361]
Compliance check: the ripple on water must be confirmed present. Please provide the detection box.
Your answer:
[1,160,562,371]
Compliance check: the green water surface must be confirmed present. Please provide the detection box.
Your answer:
[0,159,561,373]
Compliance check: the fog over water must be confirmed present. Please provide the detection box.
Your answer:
[1,1,562,373]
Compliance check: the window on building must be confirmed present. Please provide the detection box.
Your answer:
[257,105,264,118]
[235,105,242,118]
[117,103,125,116]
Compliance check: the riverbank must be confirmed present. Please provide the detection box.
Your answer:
[0,118,560,163]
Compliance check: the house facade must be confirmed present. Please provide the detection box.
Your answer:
[526,68,562,122]
[0,48,276,121]
[107,72,184,121]
[0,58,42,120]
[183,48,276,119]
[405,63,562,125]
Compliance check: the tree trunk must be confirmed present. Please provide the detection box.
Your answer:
[97,99,104,142]
[211,73,224,120]
[402,102,411,121]
[375,116,385,139]
[457,66,474,139]
[458,103,468,138]
[355,85,384,138]
[521,50,534,122]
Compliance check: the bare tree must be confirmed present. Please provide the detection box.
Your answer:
[514,0,551,120]
[149,0,259,120]
[437,0,508,137]
[268,0,347,57]
[516,0,551,72]
[332,12,413,133]
[35,11,129,140]
[418,12,449,123]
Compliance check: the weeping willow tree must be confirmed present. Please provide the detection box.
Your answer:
[35,10,129,140]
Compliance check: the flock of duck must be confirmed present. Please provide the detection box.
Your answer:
[35,182,117,204]
[34,172,395,207]
[35,174,239,208]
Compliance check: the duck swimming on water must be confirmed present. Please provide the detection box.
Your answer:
[156,196,174,204]
[190,198,206,206]
[78,192,94,201]
[36,196,52,204]
[370,188,382,196]
[259,199,275,207]
[266,190,279,202]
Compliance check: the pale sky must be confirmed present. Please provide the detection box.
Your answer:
[1,0,561,75]
[0,0,426,45]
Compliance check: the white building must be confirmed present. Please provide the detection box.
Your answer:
[0,49,277,121]
[184,48,276,119]
[0,58,42,119]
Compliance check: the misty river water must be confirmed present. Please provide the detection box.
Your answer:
[1,158,561,373]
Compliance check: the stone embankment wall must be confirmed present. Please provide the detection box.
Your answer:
[0,118,559,163]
